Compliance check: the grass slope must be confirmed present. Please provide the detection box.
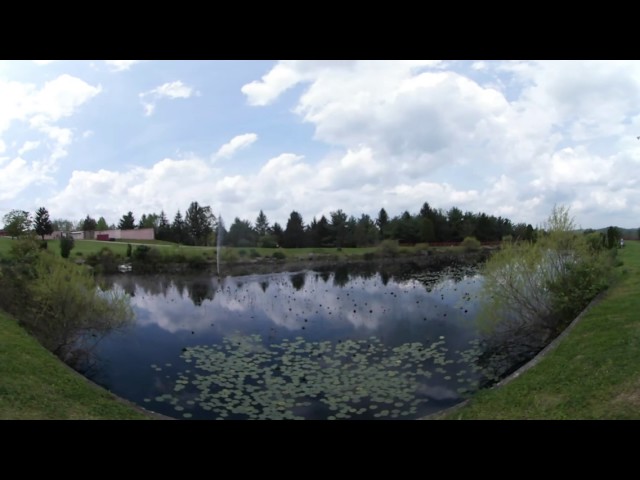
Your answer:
[441,240,640,419]
[0,310,151,419]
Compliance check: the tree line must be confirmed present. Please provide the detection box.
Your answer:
[3,201,540,248]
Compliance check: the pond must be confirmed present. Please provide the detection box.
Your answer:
[88,264,493,420]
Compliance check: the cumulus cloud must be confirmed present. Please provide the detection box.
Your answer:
[213,133,258,160]
[236,60,640,227]
[18,140,40,155]
[0,74,101,203]
[104,60,140,72]
[8,60,640,230]
[139,80,198,116]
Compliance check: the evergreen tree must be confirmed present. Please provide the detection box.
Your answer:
[283,211,306,248]
[255,210,269,237]
[34,207,53,240]
[118,211,136,230]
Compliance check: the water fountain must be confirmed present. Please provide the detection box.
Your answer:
[217,214,224,278]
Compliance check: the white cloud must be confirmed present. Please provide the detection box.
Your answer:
[0,74,101,202]
[18,140,40,155]
[241,62,303,106]
[8,60,640,230]
[33,60,56,66]
[139,80,198,116]
[0,139,5,153]
[104,60,140,72]
[214,133,258,160]
[0,156,51,201]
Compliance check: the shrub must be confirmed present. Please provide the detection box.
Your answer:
[238,249,248,257]
[221,248,239,263]
[258,235,278,248]
[249,249,261,258]
[24,253,133,361]
[40,240,48,250]
[166,251,187,263]
[378,239,399,257]
[272,251,286,260]
[60,235,75,258]
[363,252,376,261]
[462,236,481,252]
[187,255,207,270]
[133,245,151,260]
[478,206,616,370]
[126,243,132,258]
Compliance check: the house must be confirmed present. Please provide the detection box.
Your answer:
[44,228,155,241]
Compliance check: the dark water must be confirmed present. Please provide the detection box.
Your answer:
[89,265,488,420]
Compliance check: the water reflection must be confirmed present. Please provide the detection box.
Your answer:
[290,272,305,291]
[91,265,490,419]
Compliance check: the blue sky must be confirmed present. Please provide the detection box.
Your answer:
[1,60,640,229]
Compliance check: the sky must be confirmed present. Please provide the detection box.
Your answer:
[1,59,640,230]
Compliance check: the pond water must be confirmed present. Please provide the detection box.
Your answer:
[88,264,491,420]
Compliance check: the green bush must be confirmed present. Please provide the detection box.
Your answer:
[378,239,399,257]
[221,248,239,263]
[363,252,376,261]
[238,249,248,257]
[462,236,481,252]
[165,251,187,263]
[187,255,208,270]
[249,249,261,258]
[272,251,286,260]
[85,247,125,274]
[133,245,151,260]
[60,235,75,258]
[479,207,616,352]
[25,253,133,360]
[126,243,132,258]
[258,235,278,248]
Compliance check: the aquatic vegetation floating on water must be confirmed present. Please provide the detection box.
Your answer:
[149,333,487,420]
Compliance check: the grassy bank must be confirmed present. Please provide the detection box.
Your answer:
[0,237,463,262]
[440,240,640,419]
[0,310,151,419]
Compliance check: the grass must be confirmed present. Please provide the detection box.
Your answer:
[0,237,444,261]
[440,240,640,419]
[0,309,151,419]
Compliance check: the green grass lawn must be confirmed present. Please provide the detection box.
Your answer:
[0,310,152,419]
[0,237,435,260]
[440,240,640,419]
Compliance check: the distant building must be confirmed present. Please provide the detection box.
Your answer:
[44,228,155,241]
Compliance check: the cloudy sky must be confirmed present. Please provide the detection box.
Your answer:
[1,60,639,230]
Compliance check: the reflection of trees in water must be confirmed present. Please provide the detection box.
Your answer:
[320,271,330,283]
[187,279,215,306]
[260,280,269,292]
[173,278,187,298]
[380,271,391,286]
[290,272,305,291]
[333,266,350,287]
